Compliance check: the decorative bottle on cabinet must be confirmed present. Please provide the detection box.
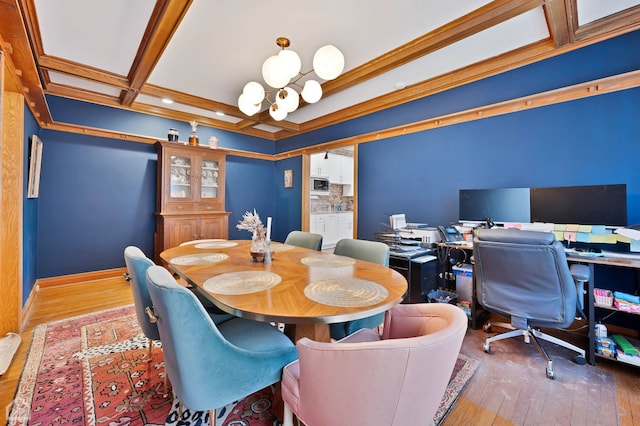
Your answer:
[154,141,230,262]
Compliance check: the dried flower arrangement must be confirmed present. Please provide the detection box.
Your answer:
[236,209,265,236]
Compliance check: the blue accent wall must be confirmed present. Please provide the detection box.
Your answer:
[36,130,157,277]
[23,108,40,304]
[357,88,640,241]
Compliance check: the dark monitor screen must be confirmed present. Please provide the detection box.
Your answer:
[530,184,627,226]
[459,188,531,223]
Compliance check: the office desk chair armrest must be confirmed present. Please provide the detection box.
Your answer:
[570,263,590,282]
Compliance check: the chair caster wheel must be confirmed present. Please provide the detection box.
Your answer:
[483,343,491,353]
[574,355,586,365]
[483,324,492,333]
[546,368,555,380]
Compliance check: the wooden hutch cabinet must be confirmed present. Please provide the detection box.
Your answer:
[154,141,230,261]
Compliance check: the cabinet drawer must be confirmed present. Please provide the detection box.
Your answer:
[165,203,195,213]
[195,203,218,212]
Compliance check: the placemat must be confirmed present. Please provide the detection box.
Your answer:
[304,277,388,307]
[300,254,356,267]
[170,252,229,265]
[194,241,239,249]
[203,271,282,295]
[269,243,295,252]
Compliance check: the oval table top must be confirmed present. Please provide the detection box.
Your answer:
[160,240,407,340]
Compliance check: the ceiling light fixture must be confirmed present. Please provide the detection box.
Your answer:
[238,37,344,122]
[161,98,174,104]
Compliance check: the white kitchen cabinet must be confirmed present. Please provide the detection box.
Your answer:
[338,212,354,240]
[311,212,352,249]
[338,155,354,185]
[325,214,338,247]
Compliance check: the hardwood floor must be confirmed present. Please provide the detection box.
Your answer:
[1,277,638,425]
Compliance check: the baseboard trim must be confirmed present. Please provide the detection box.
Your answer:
[36,267,128,288]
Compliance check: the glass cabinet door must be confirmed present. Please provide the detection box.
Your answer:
[200,159,219,199]
[170,155,192,199]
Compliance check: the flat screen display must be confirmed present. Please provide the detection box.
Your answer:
[459,188,531,223]
[530,184,627,226]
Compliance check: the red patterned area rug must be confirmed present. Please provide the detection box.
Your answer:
[7,305,478,426]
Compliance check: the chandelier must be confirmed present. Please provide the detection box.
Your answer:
[238,37,345,121]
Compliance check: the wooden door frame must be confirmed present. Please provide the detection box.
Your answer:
[0,49,25,335]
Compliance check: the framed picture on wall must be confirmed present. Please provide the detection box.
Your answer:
[27,135,43,198]
[284,169,293,188]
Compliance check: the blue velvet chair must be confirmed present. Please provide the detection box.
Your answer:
[123,246,160,352]
[329,239,391,340]
[145,265,298,418]
[284,230,323,251]
[124,246,234,331]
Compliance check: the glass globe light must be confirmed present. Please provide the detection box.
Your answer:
[262,55,290,89]
[278,49,302,79]
[242,82,265,104]
[269,103,288,121]
[276,87,300,113]
[301,80,322,103]
[238,93,261,116]
[313,45,345,80]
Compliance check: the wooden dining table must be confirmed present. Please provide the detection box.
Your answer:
[160,240,408,342]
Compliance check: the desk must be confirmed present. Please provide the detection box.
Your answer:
[160,240,408,342]
[566,252,640,365]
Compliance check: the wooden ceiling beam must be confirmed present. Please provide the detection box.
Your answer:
[38,56,130,88]
[543,0,574,47]
[574,4,640,41]
[1,0,52,124]
[120,0,192,106]
[320,0,544,97]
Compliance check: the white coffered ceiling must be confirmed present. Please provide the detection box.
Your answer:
[4,0,640,140]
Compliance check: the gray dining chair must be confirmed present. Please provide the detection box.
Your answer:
[145,265,298,422]
[329,238,391,340]
[284,230,323,251]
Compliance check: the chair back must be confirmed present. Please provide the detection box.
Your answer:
[333,238,390,266]
[123,246,160,341]
[145,265,297,411]
[473,228,577,328]
[284,231,323,251]
[289,303,467,425]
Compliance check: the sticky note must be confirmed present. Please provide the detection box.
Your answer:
[553,231,565,241]
[578,225,592,233]
[591,225,607,235]
[554,224,567,231]
[565,224,579,232]
[631,240,640,252]
[564,232,577,242]
[591,234,618,244]
[577,232,590,243]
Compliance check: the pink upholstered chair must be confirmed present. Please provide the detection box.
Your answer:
[281,303,468,426]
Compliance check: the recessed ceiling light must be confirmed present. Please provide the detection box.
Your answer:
[215,111,225,117]
[161,98,174,104]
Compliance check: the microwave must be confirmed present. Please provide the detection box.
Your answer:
[311,177,330,194]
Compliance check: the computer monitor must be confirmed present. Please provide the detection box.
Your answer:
[459,188,531,223]
[530,184,627,226]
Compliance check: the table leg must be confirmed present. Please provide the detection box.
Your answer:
[287,323,331,342]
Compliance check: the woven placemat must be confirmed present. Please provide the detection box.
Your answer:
[300,254,356,267]
[170,252,229,265]
[203,271,282,295]
[304,277,388,307]
[194,241,239,249]
[269,243,295,252]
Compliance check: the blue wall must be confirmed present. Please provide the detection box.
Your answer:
[357,88,640,241]
[23,109,40,304]
[37,130,157,276]
[26,29,640,287]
